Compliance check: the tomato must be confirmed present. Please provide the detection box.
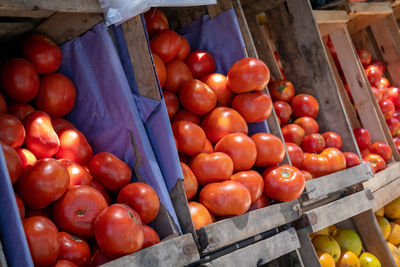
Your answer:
[94,204,144,258]
[371,60,385,74]
[58,232,90,267]
[263,164,305,202]
[231,171,264,203]
[214,133,257,171]
[201,73,234,107]
[52,118,76,133]
[59,159,92,188]
[172,120,206,156]
[268,80,295,102]
[88,250,111,267]
[179,79,217,115]
[172,109,201,125]
[388,87,400,108]
[379,77,390,89]
[232,92,272,122]
[379,86,389,99]
[379,98,395,119]
[144,9,169,38]
[176,35,190,61]
[302,133,326,153]
[0,140,22,183]
[142,225,160,249]
[248,195,270,211]
[0,113,25,148]
[164,59,193,93]
[23,216,59,266]
[369,142,392,162]
[394,111,400,122]
[361,148,371,157]
[162,91,180,119]
[387,118,400,137]
[52,260,78,267]
[201,107,248,143]
[90,180,111,205]
[357,49,371,66]
[201,139,213,154]
[323,147,346,173]
[0,93,6,113]
[188,201,215,230]
[302,148,346,177]
[0,58,39,103]
[322,132,342,150]
[363,153,386,173]
[227,57,270,93]
[372,87,383,102]
[273,100,292,125]
[150,30,181,63]
[89,152,131,192]
[293,116,319,135]
[7,103,34,121]
[15,192,25,219]
[53,185,108,237]
[199,180,251,216]
[190,152,233,185]
[55,129,93,165]
[291,94,319,118]
[282,124,305,146]
[301,170,313,181]
[16,148,36,169]
[286,142,304,169]
[365,65,382,87]
[353,128,371,150]
[185,50,216,78]
[152,53,166,88]
[181,162,198,200]
[343,152,361,168]
[251,133,285,167]
[394,136,400,146]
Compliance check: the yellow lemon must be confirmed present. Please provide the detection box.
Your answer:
[376,215,391,240]
[389,223,400,245]
[359,252,381,267]
[385,197,400,219]
[375,207,384,217]
[337,251,361,267]
[312,234,341,263]
[332,229,363,256]
[316,250,335,267]
[388,242,400,261]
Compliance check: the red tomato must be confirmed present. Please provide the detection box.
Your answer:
[15,193,25,219]
[142,225,160,249]
[181,162,198,200]
[372,87,383,102]
[201,139,213,154]
[53,185,108,237]
[172,109,201,125]
[322,132,342,150]
[286,142,304,169]
[7,103,34,121]
[152,53,166,88]
[89,152,131,192]
[394,111,400,122]
[23,111,60,158]
[201,107,248,143]
[357,49,371,66]
[52,260,78,267]
[291,94,319,118]
[0,140,22,183]
[371,60,385,73]
[232,92,272,122]
[117,182,160,224]
[88,250,111,267]
[179,79,217,115]
[0,113,25,148]
[185,50,216,78]
[162,91,180,119]
[25,207,52,219]
[227,57,270,93]
[394,136,400,146]
[282,124,305,146]
[379,77,390,89]
[388,87,400,108]
[59,159,92,188]
[365,65,383,87]
[273,100,292,125]
[144,9,169,38]
[190,152,233,185]
[199,180,251,216]
[164,59,193,93]
[369,142,392,162]
[150,30,181,63]
[176,35,190,61]
[353,128,371,150]
[263,165,305,202]
[188,201,215,230]
[23,216,60,267]
[379,98,395,119]
[51,118,76,133]
[214,133,257,171]
[379,86,389,99]
[387,118,400,137]
[90,180,111,205]
[293,116,319,135]
[55,129,93,165]
[302,133,326,153]
[324,148,346,173]
[251,133,285,167]
[201,73,234,107]
[231,170,264,203]
[361,148,371,158]
[0,58,39,103]
[58,232,90,267]
[35,73,76,117]
[268,80,295,102]
[0,93,6,113]
[94,204,144,258]
[363,153,386,173]
[16,148,36,169]
[301,170,313,181]
[172,120,206,156]
[343,152,361,169]
[302,148,345,178]
[248,195,270,211]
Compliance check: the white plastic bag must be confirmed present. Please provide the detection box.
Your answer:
[98,0,217,25]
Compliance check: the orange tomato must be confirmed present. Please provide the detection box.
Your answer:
[188,201,215,230]
[172,121,206,156]
[179,79,217,116]
[251,133,285,167]
[201,73,234,107]
[231,92,272,123]
[190,152,233,185]
[181,162,198,200]
[231,171,264,203]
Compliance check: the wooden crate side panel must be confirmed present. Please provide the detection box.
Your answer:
[313,10,349,36]
[296,228,321,267]
[0,0,102,13]
[363,161,400,192]
[372,172,400,210]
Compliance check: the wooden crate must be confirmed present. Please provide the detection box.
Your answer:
[372,171,400,210]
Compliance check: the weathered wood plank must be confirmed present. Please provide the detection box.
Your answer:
[347,3,392,34]
[0,22,36,43]
[313,10,349,36]
[0,9,53,18]
[373,174,400,211]
[296,228,321,267]
[0,0,102,13]
[351,28,380,61]
[363,161,400,192]
[238,0,284,14]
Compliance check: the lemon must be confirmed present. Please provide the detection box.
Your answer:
[385,197,400,219]
[312,234,341,263]
[376,215,391,240]
[359,252,381,267]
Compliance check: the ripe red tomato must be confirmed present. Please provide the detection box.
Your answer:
[58,232,90,267]
[302,148,346,177]
[199,180,251,216]
[0,113,25,148]
[371,60,385,74]
[144,9,169,38]
[293,116,319,135]
[268,80,295,102]
[201,73,234,107]
[387,117,400,137]
[248,195,270,211]
[23,216,60,267]
[343,152,361,169]
[0,93,6,113]
[357,49,371,66]
[142,225,160,249]
[365,65,383,87]
[263,165,305,202]
[301,170,313,181]
[88,250,111,267]
[273,100,292,125]
[291,94,319,118]
[172,109,201,125]
[372,87,383,102]
[322,132,343,150]
[188,201,215,230]
[379,98,395,119]
[53,185,108,237]
[176,35,190,61]
[201,107,248,143]
[353,128,371,150]
[201,139,213,154]
[7,103,34,121]
[302,133,326,153]
[232,92,272,122]
[214,133,257,171]
[323,147,346,173]
[23,111,60,158]
[55,129,93,165]
[152,53,166,88]
[286,142,304,169]
[282,124,305,146]
[379,77,390,89]
[179,79,217,115]
[227,57,270,93]
[94,204,144,258]
[231,171,264,203]
[15,193,25,219]
[190,152,233,185]
[150,30,181,63]
[59,159,92,188]
[369,142,392,162]
[251,133,285,167]
[164,59,193,93]
[162,91,180,119]
[16,148,36,169]
[0,140,22,183]
[117,182,160,224]
[172,120,206,156]
[387,87,400,108]
[90,180,111,205]
[395,111,400,122]
[52,260,78,267]
[185,50,216,78]
[379,86,389,99]
[0,58,39,102]
[363,153,386,173]
[361,148,371,158]
[51,118,76,133]
[181,162,198,200]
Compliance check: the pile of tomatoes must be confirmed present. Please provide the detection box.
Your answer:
[0,34,162,266]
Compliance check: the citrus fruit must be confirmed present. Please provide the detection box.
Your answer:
[385,197,400,219]
[317,250,335,267]
[312,234,341,262]
[337,251,361,267]
[389,223,400,245]
[376,215,391,240]
[387,242,400,261]
[375,207,384,217]
[310,227,331,239]
[359,252,381,267]
[332,229,362,256]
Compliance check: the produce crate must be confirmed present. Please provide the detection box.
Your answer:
[372,171,400,210]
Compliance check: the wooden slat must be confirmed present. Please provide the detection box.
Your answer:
[0,22,36,43]
[313,10,349,36]
[373,175,400,210]
[351,28,380,60]
[0,0,102,13]
[347,2,393,34]
[363,161,400,192]
[0,9,53,18]
[238,0,284,14]
[296,228,321,267]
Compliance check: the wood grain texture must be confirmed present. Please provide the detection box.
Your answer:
[373,174,400,210]
[347,2,392,34]
[296,228,321,267]
[0,0,102,13]
[313,10,349,36]
[364,161,400,192]
[0,9,53,17]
